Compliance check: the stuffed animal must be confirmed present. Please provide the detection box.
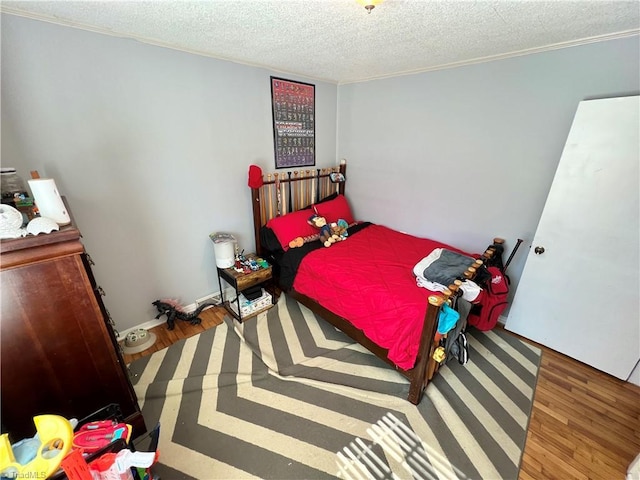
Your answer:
[336,219,349,240]
[288,214,323,249]
[308,212,327,231]
[328,222,343,244]
[288,236,305,249]
[327,219,350,245]
[308,213,342,247]
[289,214,349,249]
[288,232,321,249]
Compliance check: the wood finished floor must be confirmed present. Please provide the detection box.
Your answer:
[123,308,640,480]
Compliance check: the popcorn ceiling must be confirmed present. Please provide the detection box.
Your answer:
[2,0,638,84]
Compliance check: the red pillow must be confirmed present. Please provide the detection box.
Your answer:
[315,194,354,224]
[266,209,317,251]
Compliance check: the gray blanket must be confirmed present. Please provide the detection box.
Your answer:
[422,249,474,285]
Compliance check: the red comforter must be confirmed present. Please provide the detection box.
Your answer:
[293,224,468,370]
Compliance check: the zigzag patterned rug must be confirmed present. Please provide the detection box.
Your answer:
[129,294,541,479]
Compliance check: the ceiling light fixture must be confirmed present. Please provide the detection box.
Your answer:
[356,0,383,14]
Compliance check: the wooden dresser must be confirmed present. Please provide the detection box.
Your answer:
[0,213,145,441]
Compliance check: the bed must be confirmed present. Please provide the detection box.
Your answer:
[249,161,505,404]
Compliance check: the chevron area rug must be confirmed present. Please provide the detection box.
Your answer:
[128,294,541,479]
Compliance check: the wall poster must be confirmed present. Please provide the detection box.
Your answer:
[270,77,315,169]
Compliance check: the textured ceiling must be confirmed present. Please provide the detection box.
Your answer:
[2,0,639,84]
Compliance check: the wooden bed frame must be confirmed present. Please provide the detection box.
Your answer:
[250,161,505,404]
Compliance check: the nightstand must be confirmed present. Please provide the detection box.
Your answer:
[217,253,275,322]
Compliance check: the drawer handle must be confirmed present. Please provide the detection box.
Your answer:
[97,286,106,296]
[86,254,96,266]
[108,323,121,339]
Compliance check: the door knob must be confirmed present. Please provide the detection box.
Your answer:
[534,246,545,255]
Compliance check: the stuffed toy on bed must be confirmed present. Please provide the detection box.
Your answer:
[307,213,337,247]
[289,213,349,249]
[310,213,347,248]
[287,213,324,249]
[336,219,349,240]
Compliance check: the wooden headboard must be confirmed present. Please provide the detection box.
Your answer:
[250,161,347,256]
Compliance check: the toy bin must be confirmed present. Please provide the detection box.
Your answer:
[229,289,272,318]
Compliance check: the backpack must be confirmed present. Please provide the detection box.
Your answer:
[467,266,509,331]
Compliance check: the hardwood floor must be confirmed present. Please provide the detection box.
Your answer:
[123,308,640,479]
[121,306,226,363]
[515,331,640,480]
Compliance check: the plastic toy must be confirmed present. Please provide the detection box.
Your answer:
[432,346,446,363]
[255,257,269,268]
[152,298,216,330]
[0,414,73,479]
[72,420,132,454]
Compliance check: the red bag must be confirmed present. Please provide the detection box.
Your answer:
[467,266,509,331]
[72,421,132,454]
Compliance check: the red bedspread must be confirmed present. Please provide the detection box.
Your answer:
[292,224,469,370]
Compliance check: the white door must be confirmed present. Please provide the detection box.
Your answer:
[506,96,639,383]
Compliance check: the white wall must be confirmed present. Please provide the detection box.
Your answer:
[3,13,639,331]
[1,14,338,331]
[337,36,640,311]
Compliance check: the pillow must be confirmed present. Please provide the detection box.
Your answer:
[315,194,354,225]
[261,193,337,253]
[259,225,284,253]
[266,209,317,251]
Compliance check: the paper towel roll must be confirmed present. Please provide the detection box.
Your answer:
[28,178,71,225]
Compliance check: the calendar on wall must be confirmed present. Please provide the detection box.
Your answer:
[270,77,315,169]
